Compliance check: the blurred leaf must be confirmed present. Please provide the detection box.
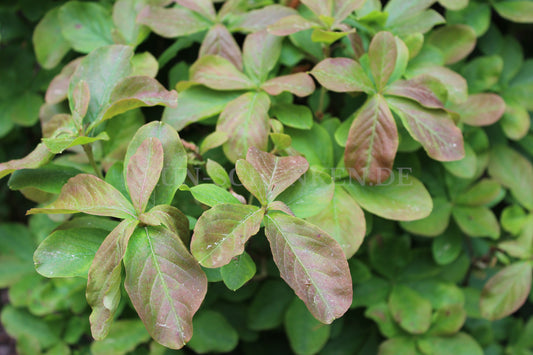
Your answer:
[91,319,150,355]
[33,8,70,69]
[452,205,500,239]
[493,1,533,23]
[137,5,211,38]
[389,284,432,334]
[400,197,452,237]
[187,310,238,354]
[247,279,294,331]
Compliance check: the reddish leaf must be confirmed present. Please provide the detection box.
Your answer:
[385,78,445,109]
[368,31,397,92]
[233,5,297,33]
[244,146,309,203]
[46,57,83,104]
[243,30,283,83]
[387,97,465,162]
[0,144,53,179]
[124,226,207,349]
[409,66,468,104]
[261,73,316,97]
[344,95,398,184]
[87,219,139,340]
[216,92,271,162]
[137,6,210,38]
[191,204,265,268]
[142,205,190,246]
[126,138,164,214]
[300,0,330,17]
[264,212,352,324]
[199,24,243,71]
[311,58,374,93]
[235,160,269,205]
[28,174,136,219]
[267,15,317,36]
[190,55,256,91]
[174,0,216,21]
[71,80,90,124]
[333,0,366,23]
[428,24,477,65]
[453,93,506,126]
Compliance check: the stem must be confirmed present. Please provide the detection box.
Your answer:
[83,144,103,179]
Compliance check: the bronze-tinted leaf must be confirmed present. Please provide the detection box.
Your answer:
[190,55,256,91]
[45,57,83,104]
[0,144,53,179]
[344,95,398,184]
[142,205,190,246]
[387,97,464,162]
[300,0,330,17]
[71,80,90,125]
[124,226,207,349]
[428,24,477,65]
[385,78,445,109]
[408,66,468,104]
[311,58,374,93]
[368,32,397,92]
[235,160,269,205]
[87,219,139,340]
[126,138,164,214]
[244,146,309,203]
[28,174,136,219]
[264,212,352,324]
[175,0,216,21]
[243,31,283,84]
[453,93,506,126]
[217,92,271,162]
[333,0,366,23]
[199,24,243,71]
[191,204,265,268]
[267,15,317,36]
[137,6,210,38]
[261,73,316,97]
[232,5,297,33]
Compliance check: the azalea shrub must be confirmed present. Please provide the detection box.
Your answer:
[1,0,533,354]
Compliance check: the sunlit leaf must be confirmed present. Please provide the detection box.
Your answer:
[199,24,243,70]
[267,15,317,36]
[369,31,397,91]
[137,6,210,38]
[190,55,256,91]
[242,30,283,84]
[452,206,500,239]
[233,5,297,33]
[0,144,53,180]
[493,1,533,23]
[311,58,374,93]
[427,24,477,64]
[261,73,316,97]
[175,0,216,21]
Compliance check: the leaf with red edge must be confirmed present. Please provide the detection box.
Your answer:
[27,174,136,219]
[191,204,264,268]
[45,57,83,104]
[232,5,297,33]
[126,138,164,214]
[0,144,53,179]
[124,226,207,349]
[369,31,397,92]
[264,212,352,324]
[453,93,506,126]
[261,73,316,97]
[175,0,216,21]
[217,92,271,162]
[199,24,243,71]
[87,219,139,340]
[142,205,190,246]
[242,30,283,84]
[387,97,465,162]
[267,15,318,36]
[311,58,374,93]
[344,95,398,184]
[190,55,256,91]
[243,146,309,203]
[137,6,210,38]
[385,78,445,109]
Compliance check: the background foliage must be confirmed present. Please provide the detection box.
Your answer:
[1,0,533,354]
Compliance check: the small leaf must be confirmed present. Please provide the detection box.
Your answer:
[28,174,136,219]
[501,102,530,140]
[454,179,502,206]
[87,219,139,340]
[199,24,242,70]
[187,310,238,354]
[243,30,283,84]
[369,31,397,91]
[112,0,151,46]
[235,160,269,204]
[379,337,418,355]
[232,5,297,33]
[190,55,256,91]
[137,6,210,38]
[220,252,256,291]
[200,131,229,155]
[206,159,231,189]
[333,0,366,22]
[264,212,352,324]
[188,184,242,207]
[270,104,313,130]
[267,15,317,36]
[432,227,463,265]
[428,24,477,64]
[43,131,110,155]
[142,205,190,246]
[453,93,506,126]
[408,66,468,104]
[480,262,532,320]
[124,226,208,349]
[191,204,264,268]
[365,302,403,338]
[344,95,398,184]
[261,73,316,97]
[311,58,374,93]
[452,206,500,239]
[33,8,70,69]
[389,284,432,334]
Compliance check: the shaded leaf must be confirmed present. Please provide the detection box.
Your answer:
[454,93,506,126]
[455,179,502,206]
[137,6,210,38]
[379,337,417,355]
[71,80,90,125]
[91,319,150,355]
[432,227,463,265]
[501,102,530,140]
[270,103,313,129]
[452,206,500,239]
[175,0,216,21]
[124,226,207,349]
[418,333,483,355]
[33,8,70,69]
[190,55,255,91]
[243,30,283,84]
[493,1,533,23]
[369,31,397,91]
[389,284,432,334]
[264,212,352,324]
[187,310,238,354]
[311,58,374,93]
[428,24,476,64]
[220,252,256,291]
[400,197,452,237]
[199,24,242,70]
[8,165,81,194]
[191,204,264,268]
[200,131,229,155]
[262,73,316,97]
[248,279,294,330]
[499,215,533,259]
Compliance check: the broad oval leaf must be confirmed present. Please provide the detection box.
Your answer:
[400,197,452,237]
[191,204,265,268]
[220,252,256,291]
[87,219,139,340]
[311,58,374,93]
[0,144,54,180]
[28,174,136,219]
[217,92,271,162]
[243,30,283,84]
[480,262,532,320]
[261,73,316,97]
[333,0,366,22]
[493,1,533,23]
[235,160,269,205]
[190,55,256,91]
[453,93,506,126]
[33,8,71,69]
[199,24,243,70]
[126,137,164,214]
[264,212,352,324]
[267,15,317,36]
[389,284,432,334]
[137,6,211,38]
[452,206,500,239]
[344,95,399,184]
[124,226,207,349]
[369,31,397,91]
[428,24,477,65]
[344,174,433,221]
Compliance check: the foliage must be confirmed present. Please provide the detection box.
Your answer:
[1,0,533,354]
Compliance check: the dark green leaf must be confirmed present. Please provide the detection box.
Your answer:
[187,310,238,354]
[220,252,256,290]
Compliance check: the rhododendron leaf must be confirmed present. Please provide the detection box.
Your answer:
[191,204,264,268]
[311,58,374,93]
[262,73,316,97]
[190,55,256,91]
[87,219,139,340]
[124,226,207,349]
[369,31,397,92]
[137,6,210,38]
[242,30,283,84]
[199,25,243,71]
[344,95,398,184]
[453,93,506,127]
[264,212,352,324]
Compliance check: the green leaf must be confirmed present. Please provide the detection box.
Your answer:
[262,73,316,97]
[454,179,502,206]
[365,302,403,338]
[264,212,352,324]
[268,15,317,36]
[287,123,334,168]
[270,103,313,130]
[58,1,114,53]
[43,131,110,154]
[112,0,150,46]
[344,173,433,221]
[124,121,188,206]
[188,184,242,207]
[493,1,533,23]
[454,93,506,127]
[217,92,271,162]
[34,227,107,278]
[369,31,397,91]
[311,58,374,93]
[428,303,466,335]
[480,262,532,320]
[124,226,207,349]
[235,160,270,205]
[0,144,54,179]
[442,143,477,179]
[439,0,468,10]
[28,174,136,219]
[501,205,528,236]
[384,77,445,109]
[247,279,294,330]
[191,204,264,267]
[243,30,283,83]
[461,55,503,93]
[187,310,239,354]
[87,219,139,340]
[33,8,70,69]
[428,24,477,64]
[432,227,463,265]
[137,6,211,38]
[500,101,530,140]
[307,185,366,258]
[206,159,231,189]
[200,131,229,155]
[311,28,352,44]
[220,252,256,290]
[379,337,418,355]
[400,197,452,237]
[91,320,150,355]
[418,333,483,355]
[190,55,256,91]
[452,206,500,239]
[8,165,82,194]
[408,65,468,104]
[6,92,43,126]
[131,52,158,77]
[389,284,432,334]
